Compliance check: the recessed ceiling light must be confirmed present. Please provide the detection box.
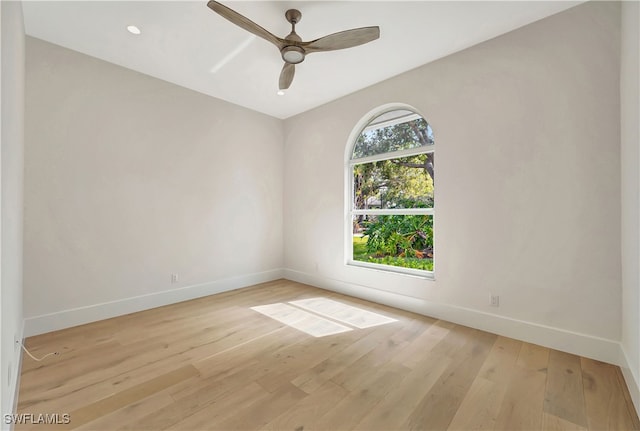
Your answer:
[126,25,141,35]
[277,90,285,96]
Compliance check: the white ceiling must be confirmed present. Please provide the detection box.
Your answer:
[23,1,583,119]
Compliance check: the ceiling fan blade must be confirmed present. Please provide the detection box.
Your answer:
[207,1,283,48]
[279,63,295,90]
[302,26,380,53]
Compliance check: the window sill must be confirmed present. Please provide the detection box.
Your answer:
[347,259,435,281]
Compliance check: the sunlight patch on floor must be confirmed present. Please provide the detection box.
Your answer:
[251,297,397,337]
[250,303,353,337]
[289,297,398,328]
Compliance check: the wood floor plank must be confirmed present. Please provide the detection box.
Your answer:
[163,382,268,431]
[582,357,638,431]
[542,412,588,430]
[447,377,504,431]
[214,382,308,430]
[493,365,547,430]
[20,339,122,374]
[615,367,640,431]
[182,330,306,398]
[68,365,198,430]
[191,326,303,379]
[290,325,397,393]
[260,380,350,431]
[74,391,175,431]
[390,320,454,369]
[255,325,376,393]
[16,365,199,431]
[329,324,411,392]
[516,341,550,372]
[353,353,452,431]
[477,335,522,386]
[443,336,520,431]
[403,328,497,430]
[308,364,409,431]
[544,350,588,428]
[386,314,435,345]
[119,373,268,430]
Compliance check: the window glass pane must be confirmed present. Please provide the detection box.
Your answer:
[352,110,434,159]
[352,215,433,271]
[353,153,434,209]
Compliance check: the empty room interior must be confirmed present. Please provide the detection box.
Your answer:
[1,0,640,429]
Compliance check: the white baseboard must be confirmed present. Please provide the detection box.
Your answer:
[283,269,623,367]
[24,269,284,337]
[620,346,640,419]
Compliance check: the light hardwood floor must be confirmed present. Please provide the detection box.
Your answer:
[17,280,640,430]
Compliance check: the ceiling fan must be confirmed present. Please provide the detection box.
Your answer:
[207,1,380,91]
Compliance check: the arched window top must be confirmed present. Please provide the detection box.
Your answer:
[351,109,434,160]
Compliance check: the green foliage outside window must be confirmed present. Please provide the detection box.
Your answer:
[353,200,433,271]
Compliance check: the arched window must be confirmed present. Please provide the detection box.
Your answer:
[347,107,434,277]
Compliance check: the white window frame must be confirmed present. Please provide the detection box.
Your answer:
[345,105,435,279]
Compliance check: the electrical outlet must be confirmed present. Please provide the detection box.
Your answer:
[171,273,178,283]
[490,294,500,307]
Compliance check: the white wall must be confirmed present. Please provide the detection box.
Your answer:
[1,0,25,421]
[284,1,622,363]
[621,0,640,417]
[23,37,284,335]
